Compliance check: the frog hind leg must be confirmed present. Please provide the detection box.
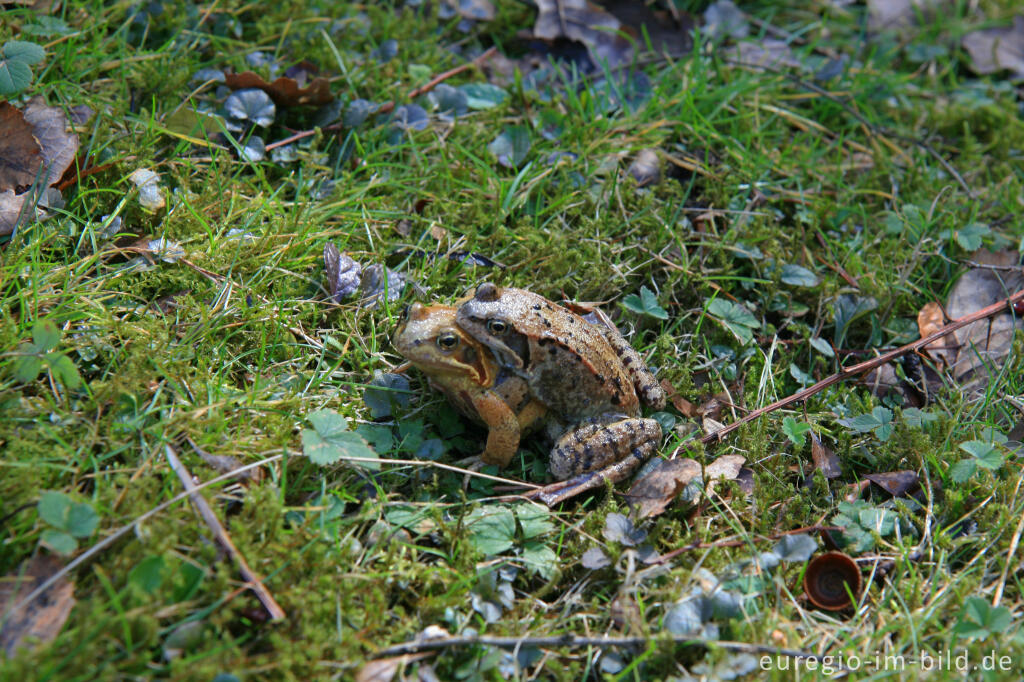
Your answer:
[548,416,661,480]
[597,326,666,410]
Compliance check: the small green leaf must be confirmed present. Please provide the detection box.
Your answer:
[461,83,508,109]
[773,533,816,562]
[12,352,43,383]
[954,597,1013,639]
[960,440,1003,470]
[952,222,990,251]
[782,417,812,445]
[466,506,516,555]
[302,409,379,468]
[3,41,46,65]
[809,337,834,357]
[520,541,558,579]
[0,58,32,95]
[41,529,77,555]
[706,298,759,345]
[45,353,83,389]
[33,320,61,351]
[623,286,668,320]
[841,413,882,432]
[66,501,99,538]
[38,491,72,530]
[516,504,555,539]
[949,459,977,483]
[902,408,937,428]
[130,556,167,593]
[780,264,819,287]
[488,126,531,169]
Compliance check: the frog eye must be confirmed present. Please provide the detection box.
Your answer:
[486,319,509,336]
[436,332,460,350]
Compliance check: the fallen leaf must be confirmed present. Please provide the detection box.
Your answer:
[945,260,1024,384]
[628,148,660,187]
[533,0,635,68]
[0,101,44,190]
[128,168,165,210]
[0,187,44,235]
[625,457,701,519]
[661,378,698,418]
[917,301,955,368]
[735,467,755,496]
[864,470,920,498]
[224,70,334,107]
[21,98,79,187]
[429,223,448,241]
[867,0,940,31]
[581,547,611,569]
[324,243,363,301]
[0,555,75,657]
[962,16,1024,78]
[810,433,841,479]
[705,454,745,494]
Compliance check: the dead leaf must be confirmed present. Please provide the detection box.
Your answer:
[963,16,1024,78]
[917,301,955,368]
[324,243,363,302]
[393,219,412,237]
[533,0,635,67]
[864,470,920,498]
[945,260,1024,384]
[625,457,700,519]
[21,98,79,188]
[224,71,334,107]
[0,555,75,657]
[867,0,941,32]
[660,378,698,418]
[735,467,755,496]
[705,454,745,494]
[628,149,660,187]
[810,433,841,479]
[355,653,432,682]
[0,101,44,191]
[0,188,44,235]
[429,223,448,241]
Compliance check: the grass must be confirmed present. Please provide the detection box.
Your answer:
[2,0,1023,679]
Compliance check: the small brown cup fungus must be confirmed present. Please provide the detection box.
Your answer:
[803,552,862,611]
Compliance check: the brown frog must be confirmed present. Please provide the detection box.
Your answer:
[392,302,547,468]
[455,283,666,480]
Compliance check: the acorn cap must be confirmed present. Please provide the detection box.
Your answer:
[803,551,863,611]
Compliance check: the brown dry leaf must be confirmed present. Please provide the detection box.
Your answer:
[393,219,413,237]
[0,555,75,657]
[224,71,334,107]
[810,433,841,479]
[355,653,432,682]
[945,258,1024,384]
[0,102,44,191]
[735,467,755,496]
[917,301,955,368]
[22,98,79,188]
[705,454,745,494]
[867,0,941,32]
[864,471,920,498]
[963,16,1024,78]
[0,188,48,236]
[660,378,698,418]
[429,223,448,241]
[625,457,701,519]
[534,0,635,67]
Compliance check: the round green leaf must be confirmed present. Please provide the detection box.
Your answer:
[3,41,46,65]
[0,59,32,96]
[41,529,77,555]
[38,490,71,529]
[66,501,99,538]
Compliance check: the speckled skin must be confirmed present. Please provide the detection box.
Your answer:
[455,283,666,480]
[392,303,547,467]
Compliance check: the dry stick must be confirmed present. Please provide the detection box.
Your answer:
[530,288,1024,505]
[10,455,283,616]
[164,444,286,621]
[265,47,498,152]
[374,634,830,667]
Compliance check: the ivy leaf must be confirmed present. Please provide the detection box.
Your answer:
[622,285,668,320]
[32,319,61,352]
[301,409,379,468]
[706,298,759,345]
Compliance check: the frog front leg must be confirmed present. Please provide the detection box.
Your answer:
[548,415,662,480]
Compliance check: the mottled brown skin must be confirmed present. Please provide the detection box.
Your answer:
[455,283,666,480]
[392,303,547,468]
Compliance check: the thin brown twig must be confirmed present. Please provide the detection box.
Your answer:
[164,444,286,621]
[373,634,832,667]
[265,47,497,152]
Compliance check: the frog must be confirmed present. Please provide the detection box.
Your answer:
[392,302,548,469]
[455,283,666,481]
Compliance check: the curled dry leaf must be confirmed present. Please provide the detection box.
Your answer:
[22,98,79,187]
[625,457,701,519]
[128,168,165,210]
[661,378,698,418]
[704,454,745,494]
[533,0,635,67]
[1,554,75,657]
[810,433,841,479]
[224,70,334,107]
[864,470,921,498]
[962,16,1024,78]
[917,301,955,368]
[0,101,43,190]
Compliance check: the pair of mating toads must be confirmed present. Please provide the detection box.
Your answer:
[393,283,667,485]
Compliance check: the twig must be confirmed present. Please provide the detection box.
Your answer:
[265,47,497,152]
[10,455,283,616]
[164,444,285,621]
[374,634,830,667]
[530,288,1024,505]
